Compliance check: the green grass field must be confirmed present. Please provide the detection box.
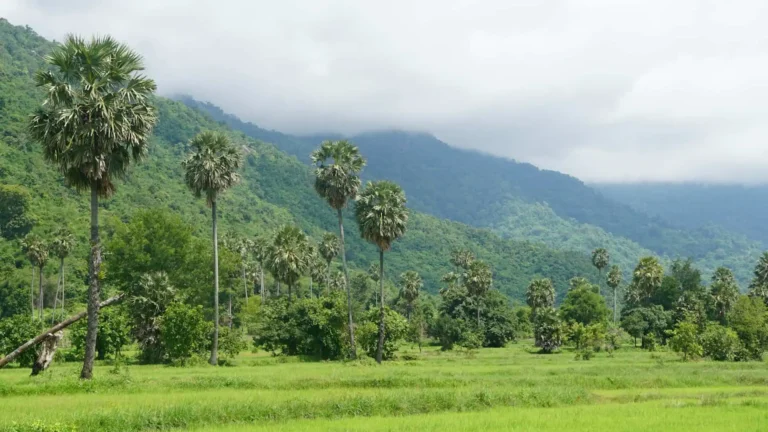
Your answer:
[1,343,767,431]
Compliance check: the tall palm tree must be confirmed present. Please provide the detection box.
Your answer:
[318,232,340,283]
[748,252,768,305]
[464,260,493,326]
[626,256,664,309]
[22,235,47,319]
[591,248,609,294]
[182,131,242,366]
[710,267,739,324]
[252,235,270,301]
[606,265,622,324]
[399,271,423,321]
[29,35,157,379]
[450,248,475,272]
[266,225,310,301]
[355,180,408,364]
[308,247,327,297]
[526,278,555,315]
[311,140,366,359]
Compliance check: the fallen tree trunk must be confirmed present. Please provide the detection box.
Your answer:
[0,294,123,370]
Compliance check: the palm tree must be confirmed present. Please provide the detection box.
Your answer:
[626,256,664,309]
[182,131,242,366]
[526,278,555,315]
[464,260,493,326]
[49,229,75,323]
[311,140,366,359]
[355,180,409,364]
[266,225,310,302]
[252,236,270,301]
[591,248,610,293]
[748,252,768,305]
[28,36,157,379]
[308,247,327,297]
[400,271,423,321]
[606,265,622,324]
[318,232,340,283]
[710,267,739,323]
[22,235,48,320]
[450,248,475,272]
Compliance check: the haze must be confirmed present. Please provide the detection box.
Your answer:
[3,0,767,183]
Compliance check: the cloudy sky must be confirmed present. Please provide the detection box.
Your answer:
[3,0,768,183]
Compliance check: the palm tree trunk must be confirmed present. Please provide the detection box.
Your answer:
[277,281,280,296]
[376,249,385,364]
[338,208,357,359]
[228,293,233,329]
[38,266,44,320]
[81,182,102,380]
[613,288,617,324]
[477,300,481,328]
[209,200,220,366]
[60,261,66,322]
[260,266,265,302]
[52,259,64,325]
[30,267,35,318]
[242,266,248,304]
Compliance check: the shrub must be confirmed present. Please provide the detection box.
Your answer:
[432,315,464,351]
[218,326,249,360]
[160,303,211,365]
[357,307,408,360]
[700,323,740,361]
[69,307,131,360]
[668,317,703,361]
[0,314,42,367]
[533,307,562,353]
[728,296,768,361]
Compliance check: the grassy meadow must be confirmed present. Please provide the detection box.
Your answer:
[1,342,767,431]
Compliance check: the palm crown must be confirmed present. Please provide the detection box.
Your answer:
[311,140,366,210]
[266,225,310,289]
[22,235,48,268]
[29,35,157,197]
[526,278,555,311]
[182,131,242,206]
[49,229,75,259]
[318,232,340,265]
[400,271,423,304]
[354,181,408,252]
[606,265,622,289]
[591,248,609,272]
[464,260,492,298]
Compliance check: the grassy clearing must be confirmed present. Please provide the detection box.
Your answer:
[0,343,766,431]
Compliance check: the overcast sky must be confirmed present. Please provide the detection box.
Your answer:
[3,0,768,183]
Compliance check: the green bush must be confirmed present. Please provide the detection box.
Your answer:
[160,303,211,365]
[668,317,703,361]
[357,307,408,360]
[218,326,249,360]
[432,315,464,351]
[700,323,740,361]
[69,307,131,360]
[728,296,768,361]
[0,314,42,367]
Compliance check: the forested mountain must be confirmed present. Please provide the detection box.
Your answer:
[598,183,768,247]
[180,99,763,284]
[0,19,598,306]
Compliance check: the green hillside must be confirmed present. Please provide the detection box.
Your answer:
[0,19,598,305]
[179,99,763,284]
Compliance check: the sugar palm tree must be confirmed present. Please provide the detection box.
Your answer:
[266,225,310,301]
[308,247,327,297]
[182,131,242,366]
[311,140,366,358]
[400,271,423,322]
[252,235,270,301]
[318,232,340,283]
[28,35,157,379]
[748,252,768,304]
[526,278,555,314]
[591,248,609,294]
[22,235,48,320]
[606,265,622,324]
[355,180,408,364]
[49,229,75,323]
[464,260,493,326]
[710,267,739,324]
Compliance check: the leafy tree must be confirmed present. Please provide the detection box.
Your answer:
[533,307,562,353]
[124,272,178,363]
[355,180,408,364]
[464,260,493,326]
[670,258,703,295]
[311,140,366,359]
[625,256,664,309]
[217,326,249,361]
[266,225,310,301]
[728,295,768,360]
[674,291,707,332]
[651,276,682,311]
[29,35,158,379]
[606,265,622,323]
[357,307,408,360]
[700,322,740,361]
[560,286,610,326]
[0,314,43,367]
[620,305,671,348]
[182,131,242,366]
[748,252,768,305]
[591,247,609,292]
[399,270,423,321]
[709,267,740,324]
[526,278,555,313]
[568,277,591,291]
[481,290,518,348]
[160,303,212,365]
[70,307,131,361]
[49,228,75,322]
[0,184,34,240]
[318,232,340,283]
[668,316,703,361]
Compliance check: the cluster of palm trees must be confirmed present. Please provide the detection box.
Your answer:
[20,229,75,323]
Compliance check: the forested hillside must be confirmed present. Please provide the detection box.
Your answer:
[598,183,768,247]
[0,19,598,307]
[180,99,763,283]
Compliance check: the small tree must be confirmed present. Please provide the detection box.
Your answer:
[560,286,610,326]
[464,261,492,327]
[399,271,423,321]
[606,265,622,323]
[668,316,703,361]
[728,295,768,360]
[357,307,408,360]
[700,323,740,361]
[160,303,212,365]
[0,314,43,367]
[533,307,562,353]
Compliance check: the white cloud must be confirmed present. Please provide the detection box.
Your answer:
[3,0,768,182]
